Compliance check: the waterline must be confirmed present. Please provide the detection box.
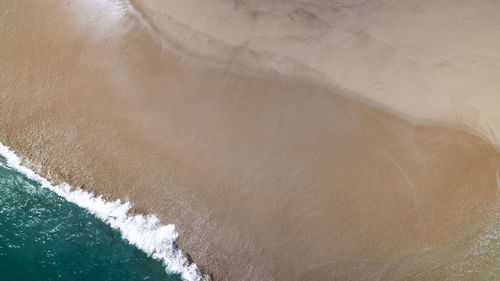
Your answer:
[0,141,210,281]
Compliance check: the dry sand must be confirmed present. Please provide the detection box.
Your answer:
[1,0,499,280]
[133,0,500,144]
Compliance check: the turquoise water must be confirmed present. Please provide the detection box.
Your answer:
[0,160,182,281]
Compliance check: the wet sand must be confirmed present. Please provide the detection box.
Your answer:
[1,0,500,280]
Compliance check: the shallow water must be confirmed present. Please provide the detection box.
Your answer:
[0,160,182,281]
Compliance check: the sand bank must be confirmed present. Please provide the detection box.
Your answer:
[132,0,500,145]
[1,0,499,280]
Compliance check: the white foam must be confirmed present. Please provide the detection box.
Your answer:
[0,142,210,281]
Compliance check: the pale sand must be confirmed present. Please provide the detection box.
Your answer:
[1,0,499,280]
[132,0,500,145]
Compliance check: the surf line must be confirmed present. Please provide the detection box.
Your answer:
[0,141,210,281]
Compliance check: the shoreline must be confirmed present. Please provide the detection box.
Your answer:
[129,0,500,148]
[0,142,210,281]
[1,0,500,280]
[125,0,500,153]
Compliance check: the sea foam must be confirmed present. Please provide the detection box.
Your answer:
[0,142,210,281]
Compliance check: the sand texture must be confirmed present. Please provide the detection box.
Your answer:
[1,0,499,280]
[133,0,500,145]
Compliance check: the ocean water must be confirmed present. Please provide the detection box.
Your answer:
[0,162,182,281]
[0,159,182,281]
[0,143,207,281]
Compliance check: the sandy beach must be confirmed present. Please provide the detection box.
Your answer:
[1,0,499,280]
